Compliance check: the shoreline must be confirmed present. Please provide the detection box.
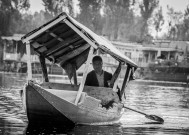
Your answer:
[0,71,188,88]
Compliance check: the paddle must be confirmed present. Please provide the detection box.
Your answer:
[123,106,164,123]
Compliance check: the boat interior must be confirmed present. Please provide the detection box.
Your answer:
[40,82,120,105]
[21,13,137,108]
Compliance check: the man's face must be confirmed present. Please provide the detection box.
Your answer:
[92,60,102,73]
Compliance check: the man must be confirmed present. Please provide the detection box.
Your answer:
[85,55,112,87]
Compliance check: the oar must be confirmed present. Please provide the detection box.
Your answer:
[123,106,164,123]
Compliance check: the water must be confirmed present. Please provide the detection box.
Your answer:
[0,72,189,135]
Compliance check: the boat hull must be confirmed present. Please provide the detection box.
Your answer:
[22,83,75,127]
[21,81,124,126]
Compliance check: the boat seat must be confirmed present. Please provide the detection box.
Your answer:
[40,82,78,91]
[46,89,86,104]
[83,86,120,105]
[40,82,120,104]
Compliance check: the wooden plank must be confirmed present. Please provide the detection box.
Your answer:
[32,42,43,48]
[46,30,64,42]
[58,44,90,66]
[44,36,81,57]
[63,19,98,49]
[22,15,67,43]
[75,47,94,105]
[120,65,132,99]
[109,62,122,88]
[53,39,85,59]
[73,67,77,85]
[38,30,73,49]
[39,55,49,82]
[112,64,123,92]
[26,41,32,80]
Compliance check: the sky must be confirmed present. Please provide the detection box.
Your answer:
[29,0,189,36]
[29,0,189,14]
[29,0,45,13]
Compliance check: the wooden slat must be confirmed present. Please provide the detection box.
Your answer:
[109,62,122,88]
[33,23,67,44]
[44,36,81,57]
[38,30,73,49]
[120,65,132,99]
[64,19,98,49]
[73,67,77,85]
[38,46,48,52]
[112,64,123,92]
[39,55,49,82]
[75,47,94,105]
[26,42,32,80]
[54,39,85,59]
[58,44,90,65]
[22,15,67,43]
[46,30,64,42]
[32,42,43,48]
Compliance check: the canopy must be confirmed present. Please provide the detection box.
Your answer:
[21,12,137,76]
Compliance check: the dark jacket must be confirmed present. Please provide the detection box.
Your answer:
[85,70,112,87]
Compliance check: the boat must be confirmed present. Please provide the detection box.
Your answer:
[142,58,189,82]
[20,12,137,127]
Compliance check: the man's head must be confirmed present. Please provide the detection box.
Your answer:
[92,56,103,74]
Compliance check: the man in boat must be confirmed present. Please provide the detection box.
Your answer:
[85,55,112,87]
[85,56,121,109]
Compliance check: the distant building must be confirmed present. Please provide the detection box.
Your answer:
[1,34,188,72]
[0,34,62,74]
[111,40,189,67]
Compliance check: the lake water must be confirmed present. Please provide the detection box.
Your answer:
[0,72,189,135]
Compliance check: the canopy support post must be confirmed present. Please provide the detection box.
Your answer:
[26,41,32,80]
[109,62,122,88]
[120,65,132,99]
[75,47,94,105]
[112,66,122,92]
[73,67,77,85]
[39,55,49,82]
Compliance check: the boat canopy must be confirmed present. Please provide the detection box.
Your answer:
[21,12,137,78]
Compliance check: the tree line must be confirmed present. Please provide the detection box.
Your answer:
[0,0,189,43]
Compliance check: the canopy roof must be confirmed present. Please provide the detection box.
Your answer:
[21,12,137,72]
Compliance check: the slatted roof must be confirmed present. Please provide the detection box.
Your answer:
[21,12,137,71]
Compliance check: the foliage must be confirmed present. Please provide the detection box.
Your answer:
[76,0,104,34]
[165,6,189,40]
[166,5,189,40]
[153,6,164,38]
[102,0,135,41]
[0,0,30,36]
[42,0,74,16]
[139,0,159,40]
[0,0,164,43]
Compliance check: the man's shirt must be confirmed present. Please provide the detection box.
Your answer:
[96,71,104,87]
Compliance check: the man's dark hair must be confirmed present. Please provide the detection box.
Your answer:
[92,56,102,63]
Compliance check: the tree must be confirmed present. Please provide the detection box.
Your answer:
[0,0,29,66]
[76,0,104,34]
[18,11,52,34]
[42,0,74,17]
[153,6,164,38]
[167,6,183,40]
[102,0,135,41]
[182,6,189,40]
[139,0,159,40]
[0,0,30,36]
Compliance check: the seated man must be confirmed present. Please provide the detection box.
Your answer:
[85,56,121,109]
[85,55,112,87]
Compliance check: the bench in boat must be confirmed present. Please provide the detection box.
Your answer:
[40,82,120,105]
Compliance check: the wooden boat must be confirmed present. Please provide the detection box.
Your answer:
[20,12,138,127]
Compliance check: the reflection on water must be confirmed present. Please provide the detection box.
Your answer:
[0,72,189,135]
